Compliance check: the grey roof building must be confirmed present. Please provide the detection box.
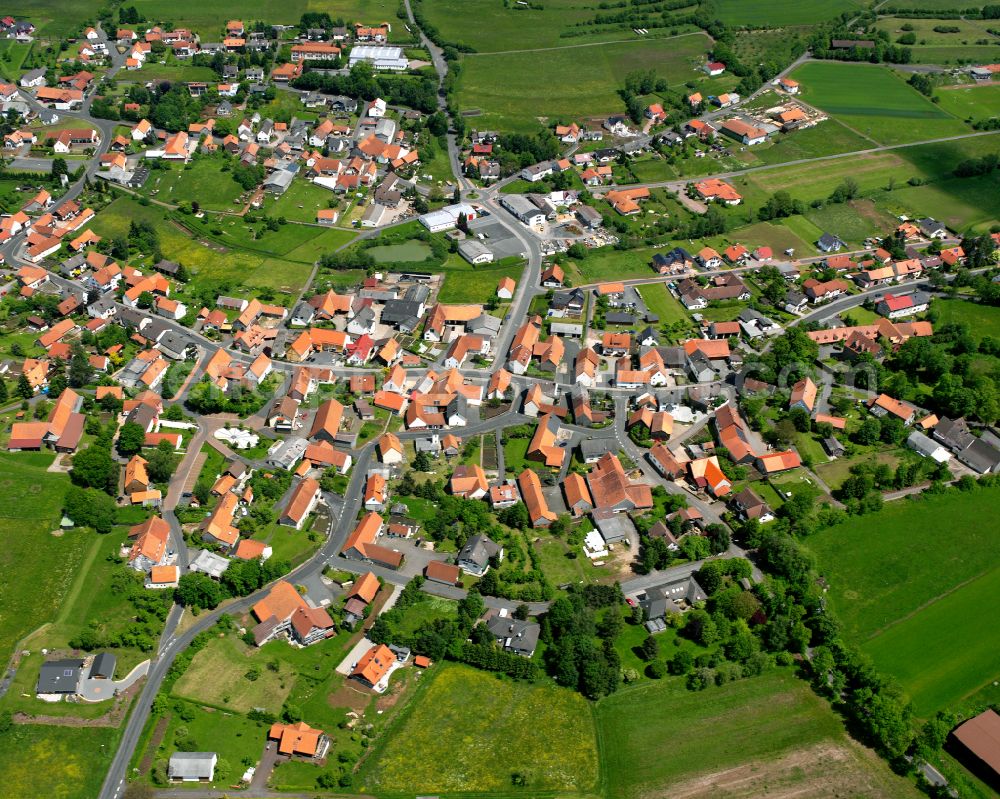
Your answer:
[36,658,84,695]
[639,576,707,620]
[168,752,218,782]
[457,533,501,576]
[89,652,116,680]
[486,615,540,657]
[187,549,231,579]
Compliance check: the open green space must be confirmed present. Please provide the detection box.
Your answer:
[0,451,81,662]
[933,298,1000,341]
[936,84,1000,122]
[806,486,1000,716]
[637,283,690,326]
[888,173,1000,231]
[863,565,1000,718]
[140,157,247,211]
[713,0,860,26]
[172,634,297,712]
[261,179,346,225]
[598,669,920,799]
[0,725,117,799]
[369,241,433,263]
[361,663,599,794]
[574,246,662,284]
[13,0,103,37]
[457,33,712,131]
[749,118,877,164]
[435,256,526,304]
[89,196,317,298]
[789,61,970,145]
[874,17,1000,64]
[804,198,898,246]
[133,61,220,83]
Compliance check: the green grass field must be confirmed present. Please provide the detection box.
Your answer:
[13,0,102,37]
[422,0,626,51]
[0,451,84,662]
[361,663,599,794]
[172,635,297,713]
[0,725,117,799]
[574,246,663,284]
[713,0,859,26]
[597,670,920,799]
[749,118,877,164]
[807,487,1000,717]
[457,33,712,131]
[434,255,526,304]
[261,179,344,225]
[933,298,1000,340]
[141,158,247,211]
[789,62,970,145]
[863,566,1000,718]
[874,17,1000,65]
[936,84,1000,122]
[90,196,318,298]
[637,283,690,326]
[132,61,220,84]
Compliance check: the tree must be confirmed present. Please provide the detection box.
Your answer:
[639,635,659,661]
[68,346,92,388]
[51,157,68,179]
[146,441,179,483]
[412,451,432,471]
[16,374,33,399]
[71,445,118,492]
[64,485,117,533]
[117,421,146,457]
[175,573,223,609]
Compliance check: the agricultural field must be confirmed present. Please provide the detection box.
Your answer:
[423,0,700,52]
[788,61,970,145]
[360,663,599,794]
[936,84,1000,122]
[713,0,860,26]
[747,118,877,165]
[457,33,712,132]
[597,670,920,799]
[13,0,103,37]
[806,486,1000,717]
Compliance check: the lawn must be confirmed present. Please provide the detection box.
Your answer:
[713,0,860,26]
[812,448,903,490]
[389,595,458,637]
[749,118,876,164]
[597,670,920,799]
[933,298,1000,341]
[888,173,1000,232]
[0,724,117,799]
[369,241,433,263]
[788,61,970,145]
[172,635,297,713]
[261,179,346,225]
[360,663,599,794]
[575,246,661,284]
[140,157,247,211]
[436,257,527,304]
[936,84,1000,123]
[804,199,898,246]
[0,451,85,663]
[132,61,219,83]
[637,283,690,326]
[457,33,713,131]
[11,0,103,37]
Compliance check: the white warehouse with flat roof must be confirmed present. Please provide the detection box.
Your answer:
[349,45,408,71]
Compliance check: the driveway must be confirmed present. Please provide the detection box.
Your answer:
[79,659,149,702]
